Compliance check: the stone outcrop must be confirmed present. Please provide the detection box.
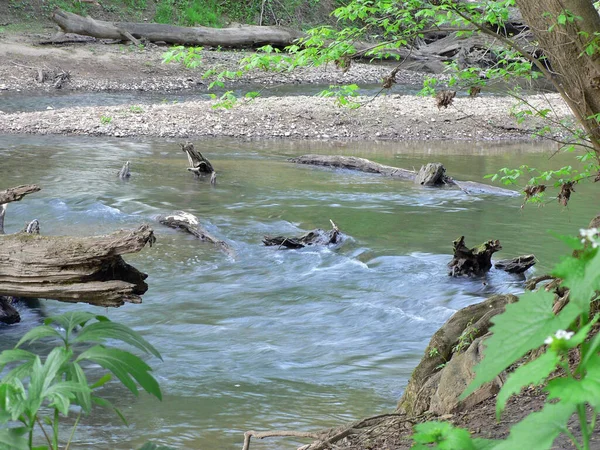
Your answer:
[397,293,518,415]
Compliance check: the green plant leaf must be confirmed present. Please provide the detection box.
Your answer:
[73,321,162,360]
[0,349,36,378]
[496,350,560,419]
[45,312,96,335]
[462,290,580,399]
[66,363,92,414]
[15,325,64,348]
[553,248,600,312]
[0,429,28,450]
[76,347,162,400]
[491,402,576,450]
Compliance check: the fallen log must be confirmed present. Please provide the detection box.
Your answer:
[157,211,233,256]
[448,236,502,277]
[290,155,416,180]
[494,254,536,274]
[51,9,305,48]
[0,224,156,307]
[0,184,41,204]
[263,220,343,249]
[291,155,518,196]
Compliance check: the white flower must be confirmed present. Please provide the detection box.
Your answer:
[544,336,554,345]
[555,329,574,340]
[580,228,599,248]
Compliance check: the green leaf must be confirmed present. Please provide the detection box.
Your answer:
[90,373,112,389]
[66,363,92,414]
[45,312,96,335]
[491,402,576,450]
[462,291,580,399]
[0,429,28,450]
[15,325,64,348]
[553,248,600,312]
[496,350,560,419]
[73,321,162,360]
[76,347,162,400]
[547,231,584,251]
[413,421,475,449]
[0,349,37,376]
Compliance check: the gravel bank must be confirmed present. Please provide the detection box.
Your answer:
[0,93,572,141]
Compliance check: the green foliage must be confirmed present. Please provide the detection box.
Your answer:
[411,421,496,449]
[100,115,112,125]
[130,105,144,114]
[318,84,361,108]
[162,45,203,69]
[0,312,162,450]
[411,231,600,450]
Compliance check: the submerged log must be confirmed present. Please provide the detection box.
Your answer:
[291,155,416,180]
[494,254,536,274]
[157,211,233,256]
[264,221,343,249]
[0,224,155,307]
[291,155,518,196]
[51,9,305,48]
[180,142,216,178]
[448,236,502,277]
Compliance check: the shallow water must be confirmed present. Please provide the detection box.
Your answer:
[0,135,595,449]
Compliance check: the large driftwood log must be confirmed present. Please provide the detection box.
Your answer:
[0,224,155,307]
[0,184,41,204]
[51,9,305,48]
[157,211,233,256]
[448,236,502,277]
[291,155,518,196]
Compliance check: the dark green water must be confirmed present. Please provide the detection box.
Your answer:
[0,135,596,449]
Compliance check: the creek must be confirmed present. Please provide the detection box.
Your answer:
[0,134,595,449]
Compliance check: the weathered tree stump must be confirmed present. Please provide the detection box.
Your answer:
[494,254,536,274]
[0,224,156,307]
[263,221,343,249]
[0,296,20,325]
[414,162,448,186]
[448,236,502,277]
[436,90,456,109]
[180,142,216,178]
[157,211,233,256]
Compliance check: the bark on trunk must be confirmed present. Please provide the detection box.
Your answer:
[0,185,41,204]
[51,9,305,48]
[0,224,155,307]
[515,0,600,152]
[494,254,536,274]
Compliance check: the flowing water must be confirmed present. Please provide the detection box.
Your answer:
[0,135,596,449]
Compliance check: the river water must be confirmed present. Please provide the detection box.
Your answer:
[0,135,595,449]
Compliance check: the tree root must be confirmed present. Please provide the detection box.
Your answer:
[241,413,423,450]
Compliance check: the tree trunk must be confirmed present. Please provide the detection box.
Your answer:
[0,224,155,307]
[51,9,305,48]
[515,0,600,152]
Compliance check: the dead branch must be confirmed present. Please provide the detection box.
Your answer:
[0,184,41,204]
